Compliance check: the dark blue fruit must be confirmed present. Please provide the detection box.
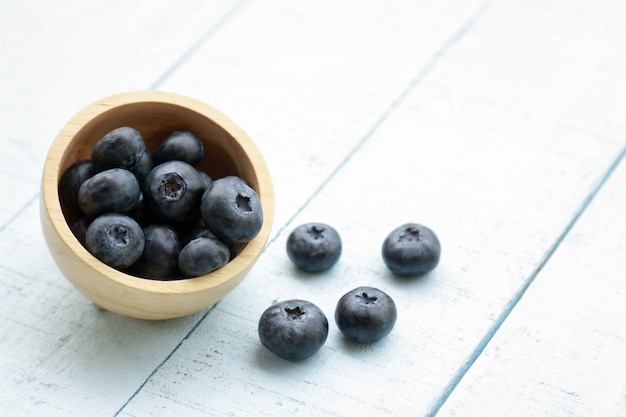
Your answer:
[200,176,263,243]
[153,131,204,166]
[143,160,205,223]
[286,223,341,272]
[128,224,180,280]
[78,168,140,218]
[198,170,213,190]
[335,286,397,344]
[131,149,154,185]
[91,126,146,172]
[59,159,93,216]
[258,299,329,361]
[178,236,230,277]
[85,213,144,269]
[382,223,441,277]
[71,216,91,246]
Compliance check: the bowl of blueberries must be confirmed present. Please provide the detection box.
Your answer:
[40,90,274,320]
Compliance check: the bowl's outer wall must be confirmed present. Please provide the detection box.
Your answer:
[40,91,274,320]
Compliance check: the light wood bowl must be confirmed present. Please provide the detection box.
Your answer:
[40,91,274,320]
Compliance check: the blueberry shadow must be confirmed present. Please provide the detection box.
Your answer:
[252,343,321,372]
[385,268,433,289]
[336,334,392,355]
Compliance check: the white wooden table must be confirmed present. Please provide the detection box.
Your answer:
[2,1,626,416]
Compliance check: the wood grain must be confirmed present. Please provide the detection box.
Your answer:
[436,150,626,416]
[2,0,626,416]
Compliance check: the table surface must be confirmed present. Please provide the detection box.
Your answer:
[2,1,626,416]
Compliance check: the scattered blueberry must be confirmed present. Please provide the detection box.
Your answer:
[178,236,230,277]
[128,224,180,280]
[91,126,146,172]
[78,168,140,218]
[59,159,93,216]
[201,176,263,243]
[286,223,341,272]
[258,299,329,361]
[143,160,205,223]
[335,286,397,344]
[153,130,204,166]
[85,213,145,269]
[382,223,441,277]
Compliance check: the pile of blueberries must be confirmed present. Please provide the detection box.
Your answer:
[59,126,263,279]
[258,222,441,361]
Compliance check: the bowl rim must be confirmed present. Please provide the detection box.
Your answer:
[41,90,274,298]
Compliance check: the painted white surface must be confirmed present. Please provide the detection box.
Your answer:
[437,141,626,417]
[2,0,626,416]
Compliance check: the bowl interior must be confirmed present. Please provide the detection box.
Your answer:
[59,100,259,226]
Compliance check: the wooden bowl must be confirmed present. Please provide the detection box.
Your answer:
[40,91,274,320]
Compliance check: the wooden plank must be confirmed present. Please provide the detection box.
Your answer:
[0,0,241,228]
[0,1,247,416]
[436,153,626,417]
[118,0,626,416]
[153,0,489,236]
[0,201,215,416]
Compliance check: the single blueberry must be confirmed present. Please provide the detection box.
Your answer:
[71,216,91,246]
[178,236,230,277]
[78,168,140,218]
[85,213,144,269]
[59,159,94,216]
[335,286,397,344]
[153,130,204,166]
[180,225,238,260]
[258,299,329,361]
[201,176,263,243]
[127,192,152,226]
[143,160,205,223]
[382,223,441,277]
[91,126,146,172]
[286,223,342,272]
[197,170,213,190]
[127,224,180,280]
[131,149,154,185]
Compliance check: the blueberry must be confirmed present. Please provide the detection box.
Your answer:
[335,287,397,344]
[59,159,93,216]
[128,224,180,280]
[143,160,205,223]
[127,192,152,226]
[286,223,341,272]
[78,168,140,218]
[91,126,146,172]
[85,213,144,269]
[180,225,238,260]
[258,299,329,361]
[131,149,154,185]
[71,216,91,246]
[201,176,263,243]
[382,223,441,277]
[153,131,204,166]
[178,236,230,277]
[197,170,213,190]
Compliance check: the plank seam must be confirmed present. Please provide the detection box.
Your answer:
[0,193,39,235]
[112,305,218,417]
[426,142,626,417]
[264,0,495,249]
[149,0,252,90]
